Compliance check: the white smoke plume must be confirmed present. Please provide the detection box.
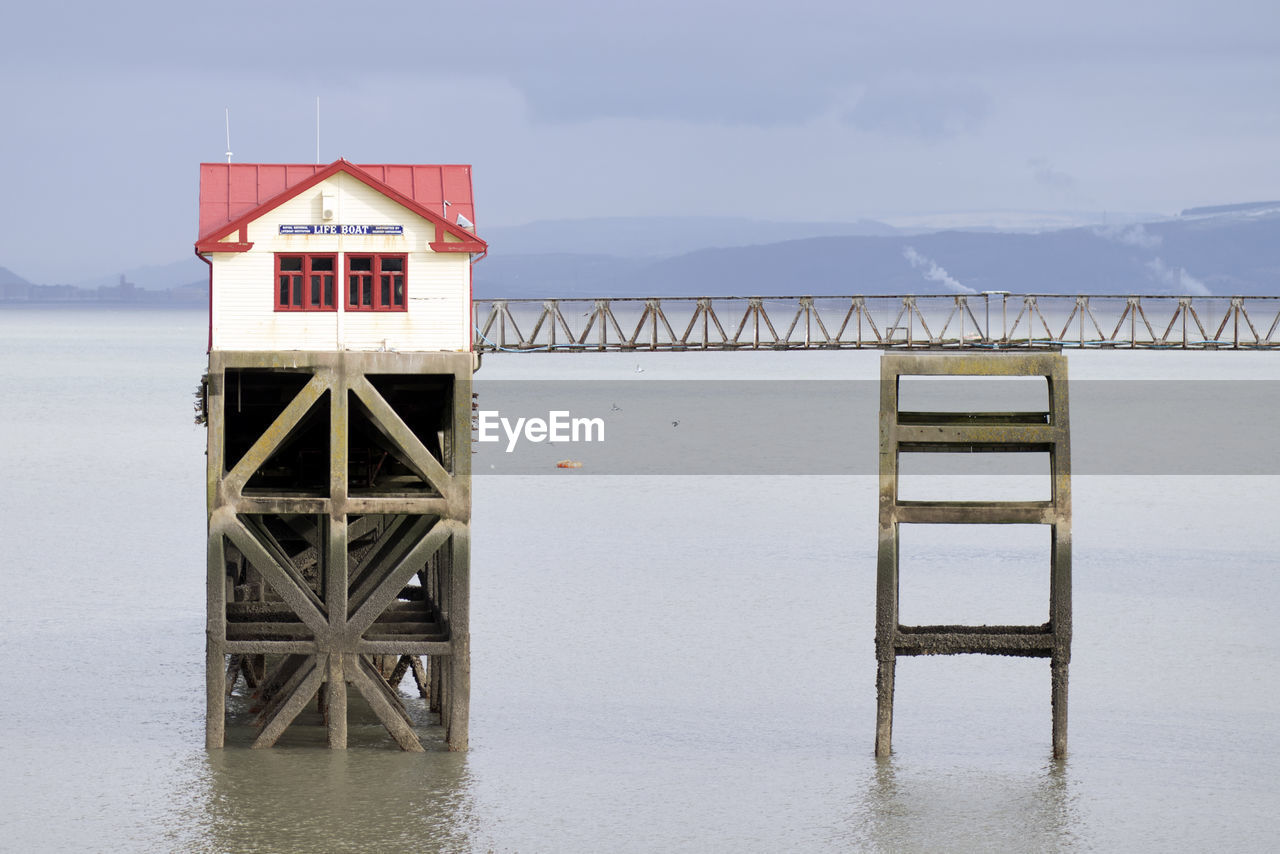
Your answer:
[1146,258,1211,295]
[902,246,975,293]
[1093,224,1162,249]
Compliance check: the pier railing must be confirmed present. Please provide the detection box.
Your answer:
[473,294,1280,352]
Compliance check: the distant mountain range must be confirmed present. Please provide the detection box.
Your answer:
[70,258,209,293]
[0,264,205,304]
[479,215,903,257]
[3,205,1278,304]
[472,206,1280,298]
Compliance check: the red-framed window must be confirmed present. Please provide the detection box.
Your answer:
[275,254,337,311]
[346,254,407,312]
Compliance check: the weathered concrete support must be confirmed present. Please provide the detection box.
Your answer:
[1051,657,1069,759]
[875,351,1072,759]
[410,656,430,698]
[874,656,895,757]
[387,655,412,689]
[206,526,226,750]
[254,656,326,748]
[206,350,473,750]
[446,525,470,750]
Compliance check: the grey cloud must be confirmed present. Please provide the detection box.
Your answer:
[11,0,1277,129]
[517,68,835,126]
[844,84,988,140]
[1028,158,1076,190]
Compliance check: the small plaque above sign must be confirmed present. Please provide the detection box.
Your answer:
[279,224,404,235]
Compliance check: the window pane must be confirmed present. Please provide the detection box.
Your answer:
[279,256,303,272]
[362,280,372,306]
[311,256,335,272]
[381,275,391,306]
[393,279,404,306]
[324,275,333,306]
[310,275,322,306]
[292,279,302,306]
[349,278,359,305]
[280,275,290,305]
[381,257,403,272]
[349,257,372,272]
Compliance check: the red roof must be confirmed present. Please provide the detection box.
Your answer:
[197,159,480,246]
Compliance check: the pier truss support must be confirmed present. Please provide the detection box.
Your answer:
[474,294,1280,351]
[205,351,472,751]
[875,351,1071,759]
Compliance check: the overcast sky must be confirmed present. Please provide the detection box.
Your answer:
[2,0,1277,282]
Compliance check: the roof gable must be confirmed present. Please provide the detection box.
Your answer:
[196,159,484,253]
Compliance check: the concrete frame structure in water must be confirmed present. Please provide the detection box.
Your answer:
[205,350,472,750]
[876,351,1072,759]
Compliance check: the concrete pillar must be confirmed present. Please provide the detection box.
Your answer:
[875,351,1071,758]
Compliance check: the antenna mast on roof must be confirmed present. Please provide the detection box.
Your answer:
[315,97,320,164]
[224,108,233,163]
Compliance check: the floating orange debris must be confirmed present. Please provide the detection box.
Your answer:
[556,460,583,469]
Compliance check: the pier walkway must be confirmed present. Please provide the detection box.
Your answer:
[474,293,1280,352]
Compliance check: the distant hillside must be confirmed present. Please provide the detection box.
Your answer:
[474,210,1280,298]
[0,266,36,299]
[1,256,206,304]
[0,275,205,304]
[0,256,206,304]
[73,257,207,291]
[0,266,34,287]
[480,215,901,258]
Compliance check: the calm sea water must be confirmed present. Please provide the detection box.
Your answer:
[0,306,1277,852]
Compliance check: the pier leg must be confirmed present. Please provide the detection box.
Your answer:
[1049,502,1072,759]
[409,656,430,699]
[875,656,895,757]
[325,511,348,749]
[430,655,443,714]
[446,527,471,750]
[1051,657,1068,760]
[387,655,412,688]
[206,531,226,749]
[225,656,243,697]
[875,358,900,758]
[328,653,347,749]
[327,371,349,749]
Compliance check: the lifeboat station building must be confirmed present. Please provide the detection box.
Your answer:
[196,159,485,352]
[196,160,483,751]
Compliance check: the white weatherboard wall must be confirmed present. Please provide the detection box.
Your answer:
[209,172,473,352]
